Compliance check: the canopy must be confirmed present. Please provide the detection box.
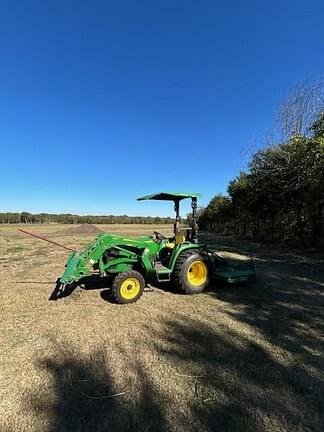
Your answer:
[137,192,201,201]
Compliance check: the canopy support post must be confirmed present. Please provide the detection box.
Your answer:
[191,197,198,243]
[174,200,180,236]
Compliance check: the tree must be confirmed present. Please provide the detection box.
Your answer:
[202,80,324,248]
[20,212,32,224]
[279,77,324,139]
[199,195,233,233]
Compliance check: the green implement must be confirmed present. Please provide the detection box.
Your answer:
[53,192,256,303]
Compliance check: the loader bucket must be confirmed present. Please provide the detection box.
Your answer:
[60,252,87,284]
[58,234,106,284]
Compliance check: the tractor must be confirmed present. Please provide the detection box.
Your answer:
[55,192,255,303]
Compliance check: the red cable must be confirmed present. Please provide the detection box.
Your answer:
[18,229,77,252]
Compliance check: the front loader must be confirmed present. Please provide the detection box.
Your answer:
[53,192,255,304]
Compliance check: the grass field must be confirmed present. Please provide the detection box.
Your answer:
[0,224,323,432]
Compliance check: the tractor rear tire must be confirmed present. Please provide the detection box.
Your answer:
[173,250,209,294]
[112,270,145,304]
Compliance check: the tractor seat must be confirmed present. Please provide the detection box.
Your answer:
[175,230,187,244]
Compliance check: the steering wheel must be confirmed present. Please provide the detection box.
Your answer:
[153,231,167,241]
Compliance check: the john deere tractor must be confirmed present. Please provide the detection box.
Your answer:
[56,192,255,303]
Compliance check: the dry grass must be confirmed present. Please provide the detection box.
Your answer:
[0,225,323,432]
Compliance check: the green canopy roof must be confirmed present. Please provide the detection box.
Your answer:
[137,192,201,201]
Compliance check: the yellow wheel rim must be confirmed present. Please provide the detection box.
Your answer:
[187,261,208,286]
[120,278,141,300]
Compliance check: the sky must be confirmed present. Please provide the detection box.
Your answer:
[0,1,323,217]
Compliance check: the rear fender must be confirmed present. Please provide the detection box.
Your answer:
[169,243,201,272]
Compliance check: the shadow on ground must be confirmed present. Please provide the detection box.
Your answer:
[48,274,179,303]
[26,234,324,431]
[152,314,323,431]
[198,233,324,430]
[29,298,324,432]
[203,233,324,360]
[49,276,114,301]
[29,343,167,432]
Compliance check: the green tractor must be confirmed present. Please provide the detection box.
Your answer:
[56,192,255,303]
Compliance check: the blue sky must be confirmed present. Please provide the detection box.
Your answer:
[0,1,323,216]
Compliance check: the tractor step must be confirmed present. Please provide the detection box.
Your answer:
[154,262,171,282]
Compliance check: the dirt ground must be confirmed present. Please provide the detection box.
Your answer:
[0,224,323,432]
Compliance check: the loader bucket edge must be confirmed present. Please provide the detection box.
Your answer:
[60,252,85,284]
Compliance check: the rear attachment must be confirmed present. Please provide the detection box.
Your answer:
[204,249,256,285]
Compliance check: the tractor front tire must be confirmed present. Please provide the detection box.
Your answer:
[112,270,145,304]
[173,250,209,294]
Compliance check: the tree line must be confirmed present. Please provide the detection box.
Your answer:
[0,212,174,225]
[199,78,324,249]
